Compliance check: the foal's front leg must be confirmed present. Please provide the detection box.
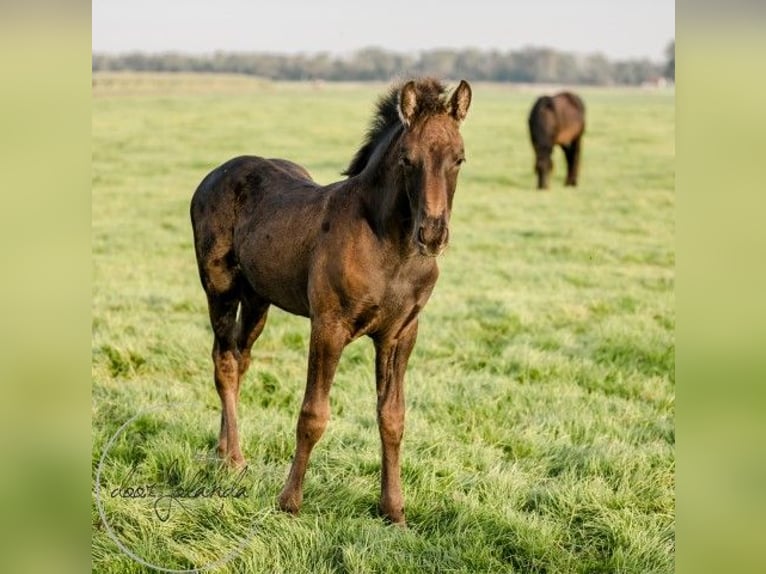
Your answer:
[278,320,347,514]
[375,320,418,525]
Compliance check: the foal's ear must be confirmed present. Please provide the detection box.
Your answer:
[398,80,418,128]
[450,80,472,123]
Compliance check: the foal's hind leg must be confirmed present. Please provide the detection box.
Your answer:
[207,292,247,467]
[209,291,269,466]
[563,136,582,186]
[236,289,270,381]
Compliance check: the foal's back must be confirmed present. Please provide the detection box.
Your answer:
[191,155,330,316]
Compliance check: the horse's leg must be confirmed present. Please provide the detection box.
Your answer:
[228,292,270,460]
[564,136,582,186]
[535,147,552,189]
[236,288,270,384]
[278,320,347,514]
[207,292,246,467]
[374,320,418,525]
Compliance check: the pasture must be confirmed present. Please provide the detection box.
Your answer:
[91,74,674,573]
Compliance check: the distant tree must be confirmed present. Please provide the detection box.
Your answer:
[454,49,491,81]
[416,50,458,79]
[532,48,560,83]
[581,53,613,85]
[91,46,668,86]
[513,47,542,82]
[665,40,675,81]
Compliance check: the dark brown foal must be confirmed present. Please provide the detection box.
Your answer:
[191,78,472,524]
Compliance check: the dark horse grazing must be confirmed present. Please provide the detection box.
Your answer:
[190,78,472,525]
[528,91,585,189]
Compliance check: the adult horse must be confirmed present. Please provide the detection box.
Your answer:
[190,78,472,525]
[528,91,585,189]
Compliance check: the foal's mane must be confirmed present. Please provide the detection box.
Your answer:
[342,78,450,177]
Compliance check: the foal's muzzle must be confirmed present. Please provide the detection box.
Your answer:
[416,216,449,257]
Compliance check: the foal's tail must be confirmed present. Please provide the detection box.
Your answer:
[528,96,556,147]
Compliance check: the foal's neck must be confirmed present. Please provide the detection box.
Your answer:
[346,127,412,251]
[357,169,412,249]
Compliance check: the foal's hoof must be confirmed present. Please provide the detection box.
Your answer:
[219,450,247,470]
[385,515,407,528]
[380,505,406,527]
[277,491,302,515]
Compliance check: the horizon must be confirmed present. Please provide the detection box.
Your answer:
[92,43,670,64]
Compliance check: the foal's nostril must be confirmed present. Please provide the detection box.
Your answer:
[417,227,426,245]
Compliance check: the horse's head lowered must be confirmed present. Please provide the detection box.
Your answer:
[395,79,472,256]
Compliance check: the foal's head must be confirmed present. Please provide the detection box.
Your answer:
[345,79,472,257]
[395,79,472,256]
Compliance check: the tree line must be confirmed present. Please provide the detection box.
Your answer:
[93,44,674,85]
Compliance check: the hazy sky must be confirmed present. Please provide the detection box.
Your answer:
[92,0,675,61]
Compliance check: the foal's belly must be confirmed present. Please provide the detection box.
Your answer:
[257,283,311,318]
[236,240,313,317]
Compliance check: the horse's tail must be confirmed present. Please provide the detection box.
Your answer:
[539,95,556,111]
[528,96,556,146]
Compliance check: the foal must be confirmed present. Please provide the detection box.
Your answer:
[191,78,472,524]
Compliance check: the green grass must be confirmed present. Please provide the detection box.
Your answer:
[92,74,674,573]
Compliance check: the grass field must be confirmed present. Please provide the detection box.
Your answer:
[91,73,674,573]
